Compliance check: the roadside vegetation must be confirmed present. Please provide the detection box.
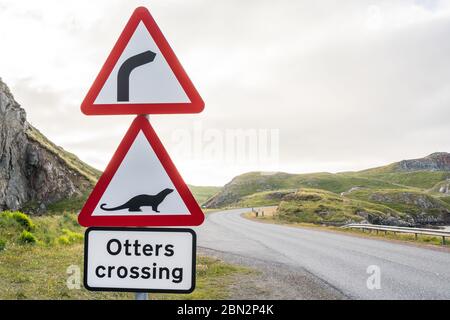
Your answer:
[0,182,249,300]
[0,211,251,299]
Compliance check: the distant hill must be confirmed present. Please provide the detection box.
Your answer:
[203,171,399,208]
[363,152,450,173]
[187,185,221,206]
[204,153,450,226]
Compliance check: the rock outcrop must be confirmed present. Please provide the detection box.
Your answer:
[0,78,97,213]
[438,180,450,194]
[368,191,450,224]
[396,152,450,172]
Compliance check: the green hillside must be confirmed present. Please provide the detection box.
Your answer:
[236,189,296,208]
[356,171,450,189]
[275,188,409,225]
[187,185,221,205]
[442,196,450,205]
[204,153,450,226]
[203,171,402,208]
[0,211,248,299]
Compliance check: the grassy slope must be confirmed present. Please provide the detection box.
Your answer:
[209,171,403,208]
[345,188,450,214]
[0,211,250,299]
[187,185,221,205]
[209,165,450,225]
[442,196,450,205]
[217,170,450,207]
[235,187,450,226]
[355,170,450,189]
[274,188,406,225]
[236,171,400,194]
[236,189,297,208]
[205,156,450,227]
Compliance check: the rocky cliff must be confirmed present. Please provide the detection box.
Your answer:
[0,78,99,213]
[396,152,450,172]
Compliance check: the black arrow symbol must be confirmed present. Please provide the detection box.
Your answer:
[117,50,156,102]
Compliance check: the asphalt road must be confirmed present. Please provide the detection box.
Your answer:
[196,208,450,299]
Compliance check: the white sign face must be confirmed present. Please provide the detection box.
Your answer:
[84,228,196,293]
[94,21,190,105]
[92,131,189,216]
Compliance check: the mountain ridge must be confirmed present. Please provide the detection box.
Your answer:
[360,152,450,174]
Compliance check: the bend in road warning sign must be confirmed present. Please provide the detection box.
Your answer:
[81,6,204,115]
[84,227,196,293]
[77,116,204,227]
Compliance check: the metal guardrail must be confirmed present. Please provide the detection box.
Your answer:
[342,223,450,245]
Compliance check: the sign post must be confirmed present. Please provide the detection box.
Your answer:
[78,6,205,299]
[134,114,150,301]
[136,115,150,302]
[135,292,147,300]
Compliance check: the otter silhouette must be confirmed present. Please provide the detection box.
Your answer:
[100,188,174,212]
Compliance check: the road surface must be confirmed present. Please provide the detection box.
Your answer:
[196,208,450,299]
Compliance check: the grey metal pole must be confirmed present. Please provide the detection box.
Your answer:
[135,113,150,301]
[135,292,148,300]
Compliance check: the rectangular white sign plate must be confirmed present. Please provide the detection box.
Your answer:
[84,227,196,293]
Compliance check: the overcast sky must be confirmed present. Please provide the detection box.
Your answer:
[1,0,449,186]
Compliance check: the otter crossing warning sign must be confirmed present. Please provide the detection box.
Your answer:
[79,7,204,294]
[77,116,204,227]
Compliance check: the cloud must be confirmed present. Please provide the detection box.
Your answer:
[1,0,450,185]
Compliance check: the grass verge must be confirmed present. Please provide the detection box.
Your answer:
[0,211,252,299]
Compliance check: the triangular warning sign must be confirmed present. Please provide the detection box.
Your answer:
[81,6,204,115]
[78,116,204,227]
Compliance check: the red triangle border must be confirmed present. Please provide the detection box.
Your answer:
[81,6,204,115]
[78,116,205,227]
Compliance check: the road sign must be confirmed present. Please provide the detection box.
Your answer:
[81,6,204,115]
[77,116,204,227]
[84,227,196,293]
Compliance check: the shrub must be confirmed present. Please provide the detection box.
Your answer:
[56,236,70,245]
[61,212,79,228]
[56,229,83,245]
[0,239,6,251]
[12,212,35,231]
[0,211,14,227]
[19,230,37,244]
